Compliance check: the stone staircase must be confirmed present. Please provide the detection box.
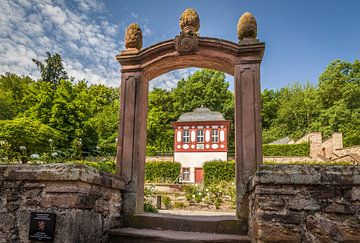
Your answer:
[108,213,251,242]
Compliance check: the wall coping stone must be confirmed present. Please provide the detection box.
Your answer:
[0,163,125,190]
[251,164,360,189]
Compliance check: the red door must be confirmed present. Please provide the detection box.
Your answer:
[195,168,203,184]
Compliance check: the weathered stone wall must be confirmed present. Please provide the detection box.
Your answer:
[249,165,360,242]
[0,164,124,243]
[263,156,316,163]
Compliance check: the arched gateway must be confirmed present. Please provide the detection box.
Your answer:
[115,9,265,220]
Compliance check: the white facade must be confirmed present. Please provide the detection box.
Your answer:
[174,152,227,183]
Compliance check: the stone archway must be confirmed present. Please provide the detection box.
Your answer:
[115,9,265,220]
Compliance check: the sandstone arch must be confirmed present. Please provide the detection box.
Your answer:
[116,10,265,220]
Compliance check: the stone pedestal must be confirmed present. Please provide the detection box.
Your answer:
[0,164,124,243]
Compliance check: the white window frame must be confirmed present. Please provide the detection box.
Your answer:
[183,130,190,143]
[197,130,204,143]
[182,167,190,181]
[211,129,219,143]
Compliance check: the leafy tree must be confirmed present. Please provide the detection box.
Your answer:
[172,69,233,117]
[147,88,176,152]
[274,82,320,139]
[32,52,69,86]
[313,60,360,146]
[0,118,63,162]
[88,99,120,155]
[146,69,234,152]
[261,89,280,129]
[0,73,33,117]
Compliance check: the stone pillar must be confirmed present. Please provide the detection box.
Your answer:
[234,63,262,219]
[309,132,322,158]
[332,133,343,150]
[116,71,148,214]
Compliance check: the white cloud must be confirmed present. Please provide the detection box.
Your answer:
[0,0,123,86]
[149,68,198,90]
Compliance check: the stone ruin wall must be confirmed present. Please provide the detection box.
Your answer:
[249,164,360,242]
[0,164,124,243]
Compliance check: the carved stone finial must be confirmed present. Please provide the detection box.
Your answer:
[237,12,257,41]
[175,8,200,54]
[125,23,142,51]
[179,8,200,34]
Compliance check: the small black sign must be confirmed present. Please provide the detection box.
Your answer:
[29,212,56,242]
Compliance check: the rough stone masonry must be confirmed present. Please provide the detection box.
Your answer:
[0,164,124,243]
[249,165,360,242]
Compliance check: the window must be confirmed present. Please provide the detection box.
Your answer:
[183,130,190,143]
[182,167,190,181]
[197,130,204,143]
[212,130,219,143]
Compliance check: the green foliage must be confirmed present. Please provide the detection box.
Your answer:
[262,143,310,156]
[183,181,236,209]
[1,63,120,158]
[203,160,235,185]
[32,52,69,86]
[147,69,234,152]
[262,60,360,146]
[161,195,172,209]
[144,185,158,213]
[173,201,186,209]
[0,118,63,163]
[144,201,158,213]
[264,161,358,165]
[67,160,116,174]
[145,161,181,183]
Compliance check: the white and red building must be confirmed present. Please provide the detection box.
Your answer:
[172,107,230,183]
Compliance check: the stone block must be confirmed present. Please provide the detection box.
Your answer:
[41,193,97,209]
[254,185,300,195]
[306,213,360,242]
[253,221,302,242]
[351,188,360,201]
[258,211,302,225]
[256,195,285,211]
[324,202,356,214]
[288,193,321,211]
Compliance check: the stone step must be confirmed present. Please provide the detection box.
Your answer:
[122,213,248,235]
[108,227,251,243]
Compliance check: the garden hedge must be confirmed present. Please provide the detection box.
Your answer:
[203,160,235,185]
[262,143,310,156]
[145,161,181,183]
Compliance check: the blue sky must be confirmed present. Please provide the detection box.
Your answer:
[1,0,359,91]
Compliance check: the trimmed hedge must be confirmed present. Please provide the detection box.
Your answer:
[145,161,181,183]
[203,160,235,185]
[262,143,310,156]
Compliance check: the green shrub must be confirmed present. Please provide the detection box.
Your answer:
[145,161,181,183]
[262,143,310,156]
[0,118,63,163]
[174,201,186,209]
[67,160,116,174]
[144,201,158,213]
[162,195,172,209]
[203,160,235,185]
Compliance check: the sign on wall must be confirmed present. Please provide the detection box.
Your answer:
[29,212,56,242]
